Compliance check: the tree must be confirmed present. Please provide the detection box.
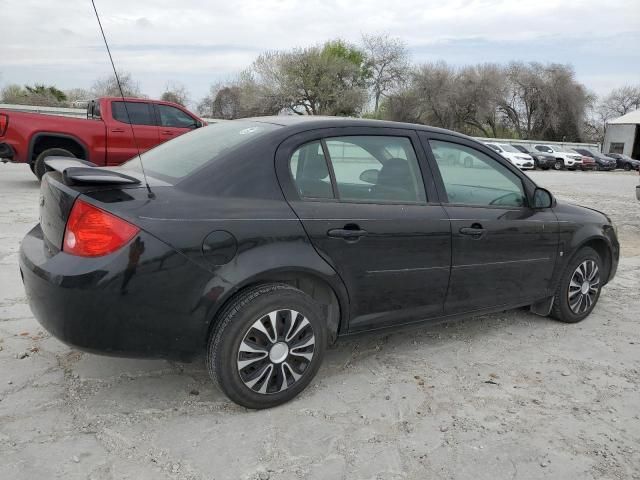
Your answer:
[251,40,369,116]
[384,61,590,141]
[361,33,410,113]
[1,83,67,107]
[197,72,282,119]
[599,85,640,119]
[92,71,144,98]
[161,81,190,106]
[1,84,27,104]
[64,88,92,105]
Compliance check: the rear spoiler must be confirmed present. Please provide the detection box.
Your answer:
[44,157,141,185]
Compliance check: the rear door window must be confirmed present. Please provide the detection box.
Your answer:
[288,136,427,204]
[112,101,155,126]
[325,136,426,203]
[289,141,334,199]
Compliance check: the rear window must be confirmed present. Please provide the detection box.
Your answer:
[121,121,280,181]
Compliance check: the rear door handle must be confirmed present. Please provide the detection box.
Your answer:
[459,224,486,238]
[160,130,174,135]
[111,128,125,133]
[327,227,368,240]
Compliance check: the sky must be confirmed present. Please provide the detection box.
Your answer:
[1,0,639,108]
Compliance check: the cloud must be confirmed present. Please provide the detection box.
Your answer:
[1,0,638,101]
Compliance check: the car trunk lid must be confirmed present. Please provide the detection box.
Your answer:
[38,160,169,251]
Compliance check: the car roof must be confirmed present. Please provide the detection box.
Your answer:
[244,115,473,139]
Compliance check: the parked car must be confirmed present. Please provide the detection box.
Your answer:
[533,144,584,170]
[511,144,556,170]
[605,152,640,171]
[0,97,205,179]
[572,148,616,171]
[483,142,535,170]
[19,117,619,409]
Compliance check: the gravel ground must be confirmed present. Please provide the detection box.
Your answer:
[1,164,639,480]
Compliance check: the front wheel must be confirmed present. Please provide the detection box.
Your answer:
[624,163,631,171]
[551,247,603,323]
[554,159,564,170]
[207,284,327,409]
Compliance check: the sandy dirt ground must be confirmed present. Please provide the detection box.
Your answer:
[1,163,639,480]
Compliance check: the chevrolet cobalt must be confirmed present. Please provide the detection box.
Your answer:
[20,117,619,409]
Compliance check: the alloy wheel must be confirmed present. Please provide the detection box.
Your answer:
[554,160,563,170]
[567,260,600,315]
[237,309,315,395]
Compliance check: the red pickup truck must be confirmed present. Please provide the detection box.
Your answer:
[0,97,205,179]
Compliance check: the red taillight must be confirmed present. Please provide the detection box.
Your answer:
[63,199,139,257]
[0,114,8,136]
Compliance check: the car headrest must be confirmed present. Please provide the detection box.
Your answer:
[302,153,329,180]
[377,158,412,188]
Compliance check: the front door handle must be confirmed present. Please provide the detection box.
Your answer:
[327,226,368,240]
[160,130,174,136]
[459,224,486,239]
[111,128,125,133]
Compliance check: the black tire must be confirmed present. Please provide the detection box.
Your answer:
[554,159,564,170]
[206,284,327,409]
[624,163,631,171]
[33,148,75,180]
[550,247,603,323]
[594,163,601,171]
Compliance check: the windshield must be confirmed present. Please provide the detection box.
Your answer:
[498,144,520,153]
[121,121,280,181]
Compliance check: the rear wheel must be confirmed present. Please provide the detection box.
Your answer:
[594,163,601,171]
[554,159,564,170]
[33,148,75,180]
[207,284,327,409]
[624,163,631,171]
[550,247,603,323]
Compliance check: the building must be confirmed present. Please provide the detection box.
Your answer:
[603,109,640,159]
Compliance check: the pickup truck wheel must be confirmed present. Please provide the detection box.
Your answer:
[34,148,75,180]
[207,284,326,409]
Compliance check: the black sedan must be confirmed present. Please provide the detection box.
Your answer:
[511,143,556,169]
[20,117,619,409]
[605,152,640,171]
[572,148,617,171]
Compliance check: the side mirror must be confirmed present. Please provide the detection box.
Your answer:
[359,169,379,184]
[533,187,553,209]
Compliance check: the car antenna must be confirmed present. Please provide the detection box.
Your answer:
[90,0,155,199]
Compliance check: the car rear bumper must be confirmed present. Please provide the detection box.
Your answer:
[19,224,211,360]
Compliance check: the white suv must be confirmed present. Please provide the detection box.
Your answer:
[484,142,535,170]
[533,145,583,170]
